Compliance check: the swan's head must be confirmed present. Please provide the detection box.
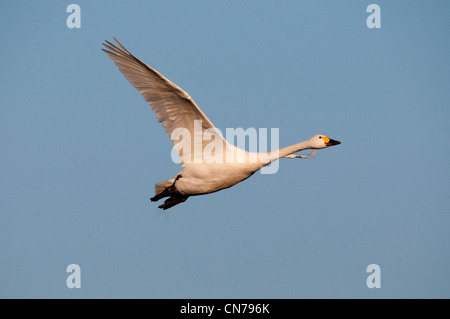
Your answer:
[309,135,341,149]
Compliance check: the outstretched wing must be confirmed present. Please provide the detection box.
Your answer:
[102,38,226,164]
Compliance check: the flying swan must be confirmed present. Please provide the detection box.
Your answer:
[102,38,341,210]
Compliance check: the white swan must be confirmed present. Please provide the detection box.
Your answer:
[102,38,341,210]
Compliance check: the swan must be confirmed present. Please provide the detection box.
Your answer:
[102,38,341,210]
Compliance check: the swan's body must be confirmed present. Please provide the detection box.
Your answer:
[164,163,260,195]
[102,38,341,209]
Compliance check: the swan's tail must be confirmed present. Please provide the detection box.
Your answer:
[154,180,173,195]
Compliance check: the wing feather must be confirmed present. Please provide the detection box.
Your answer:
[102,38,226,163]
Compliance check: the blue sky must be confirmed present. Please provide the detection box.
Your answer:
[1,0,449,298]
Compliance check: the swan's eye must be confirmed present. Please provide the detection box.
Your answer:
[319,136,322,139]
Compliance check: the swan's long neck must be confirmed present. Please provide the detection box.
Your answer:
[262,140,311,164]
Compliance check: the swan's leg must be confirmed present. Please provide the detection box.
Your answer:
[150,174,183,202]
[285,149,316,159]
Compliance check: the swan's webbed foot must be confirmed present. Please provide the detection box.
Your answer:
[151,189,171,202]
[158,195,189,210]
[150,194,162,202]
[285,149,316,159]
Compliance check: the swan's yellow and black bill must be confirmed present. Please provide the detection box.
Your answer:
[326,139,341,147]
